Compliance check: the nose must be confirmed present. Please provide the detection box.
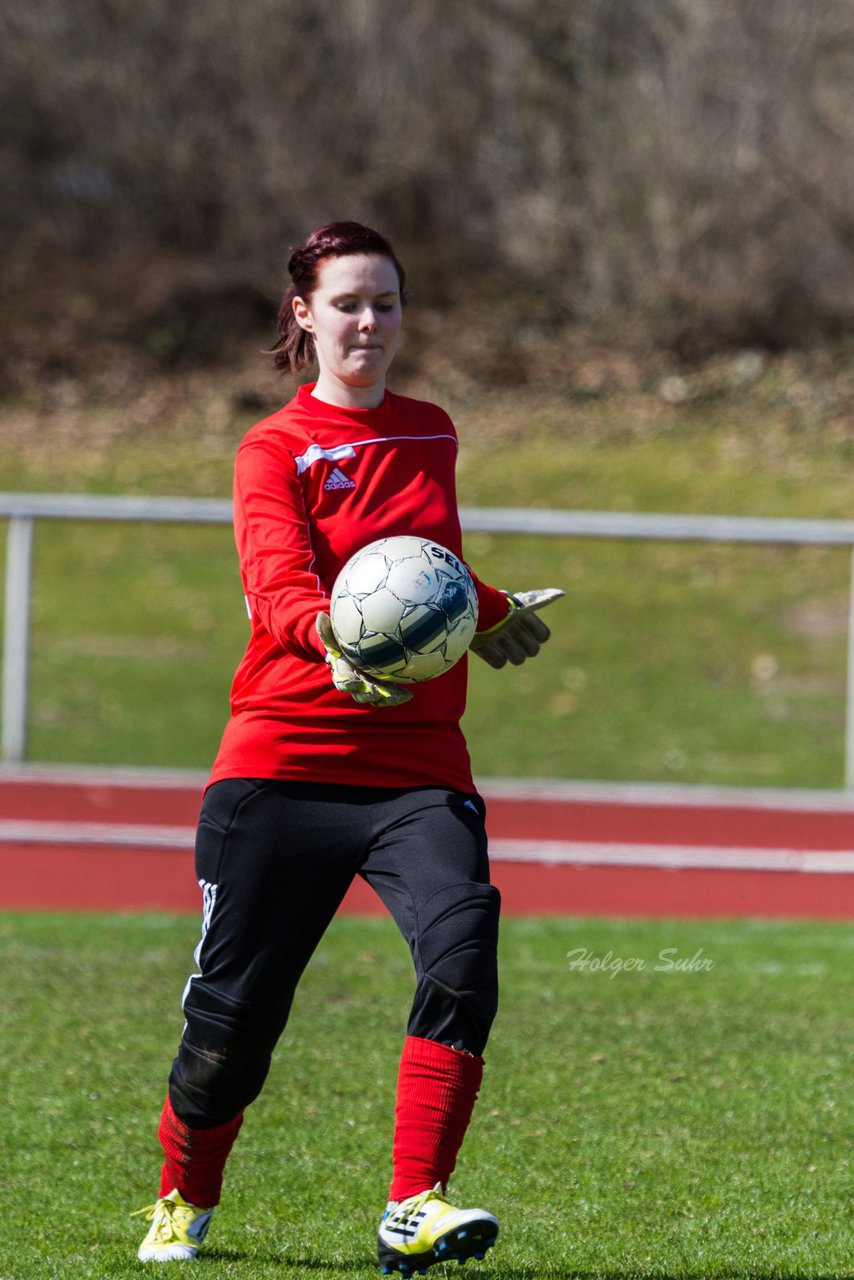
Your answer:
[358,306,378,332]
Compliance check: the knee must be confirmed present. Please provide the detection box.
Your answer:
[169,1033,272,1127]
[409,881,501,1054]
[170,983,289,1126]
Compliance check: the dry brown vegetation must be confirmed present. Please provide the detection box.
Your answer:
[3,0,854,403]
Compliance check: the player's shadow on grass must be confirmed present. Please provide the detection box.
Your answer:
[491,1272,844,1280]
[205,1256,841,1278]
[204,1249,376,1270]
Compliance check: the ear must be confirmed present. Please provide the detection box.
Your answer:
[292,295,314,333]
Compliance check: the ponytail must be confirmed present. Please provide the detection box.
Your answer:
[269,283,314,374]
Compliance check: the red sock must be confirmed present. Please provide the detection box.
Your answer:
[389,1035,484,1202]
[157,1095,244,1207]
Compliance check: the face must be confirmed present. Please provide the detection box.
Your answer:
[293,253,403,398]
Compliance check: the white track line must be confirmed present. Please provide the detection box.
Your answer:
[3,764,854,812]
[1,821,852,874]
[0,820,195,847]
[489,839,854,874]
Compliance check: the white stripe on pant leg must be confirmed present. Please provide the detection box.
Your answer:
[181,879,218,1018]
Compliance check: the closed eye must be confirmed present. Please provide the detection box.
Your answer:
[334,294,399,313]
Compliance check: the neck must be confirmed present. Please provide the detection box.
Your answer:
[311,371,386,410]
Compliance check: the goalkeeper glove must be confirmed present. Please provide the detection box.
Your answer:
[470,588,564,669]
[316,611,412,707]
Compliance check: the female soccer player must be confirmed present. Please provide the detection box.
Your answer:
[135,221,562,1273]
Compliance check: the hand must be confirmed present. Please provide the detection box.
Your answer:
[470,588,565,669]
[316,612,413,707]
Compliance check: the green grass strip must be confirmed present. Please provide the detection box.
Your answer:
[1,912,851,1276]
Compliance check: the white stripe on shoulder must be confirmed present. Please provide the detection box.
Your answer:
[355,433,458,450]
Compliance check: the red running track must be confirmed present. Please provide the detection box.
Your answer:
[1,768,853,918]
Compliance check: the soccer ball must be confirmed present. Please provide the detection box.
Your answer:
[329,536,479,683]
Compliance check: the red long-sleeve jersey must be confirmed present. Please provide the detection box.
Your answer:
[207,383,510,792]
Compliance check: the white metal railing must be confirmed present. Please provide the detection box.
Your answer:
[3,493,854,786]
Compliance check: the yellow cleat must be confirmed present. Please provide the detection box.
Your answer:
[134,1188,215,1262]
[378,1184,498,1275]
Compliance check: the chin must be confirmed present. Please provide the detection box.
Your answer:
[345,358,388,380]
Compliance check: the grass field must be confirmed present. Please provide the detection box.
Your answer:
[1,911,851,1278]
[1,383,852,787]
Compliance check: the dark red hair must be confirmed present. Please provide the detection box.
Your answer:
[269,221,407,373]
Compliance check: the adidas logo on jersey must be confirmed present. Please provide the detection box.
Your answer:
[324,467,356,491]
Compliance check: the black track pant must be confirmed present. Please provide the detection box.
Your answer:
[170,779,501,1127]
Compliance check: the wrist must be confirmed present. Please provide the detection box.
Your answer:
[475,590,514,636]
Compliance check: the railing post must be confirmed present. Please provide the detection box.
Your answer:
[2,515,34,763]
[847,546,854,791]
